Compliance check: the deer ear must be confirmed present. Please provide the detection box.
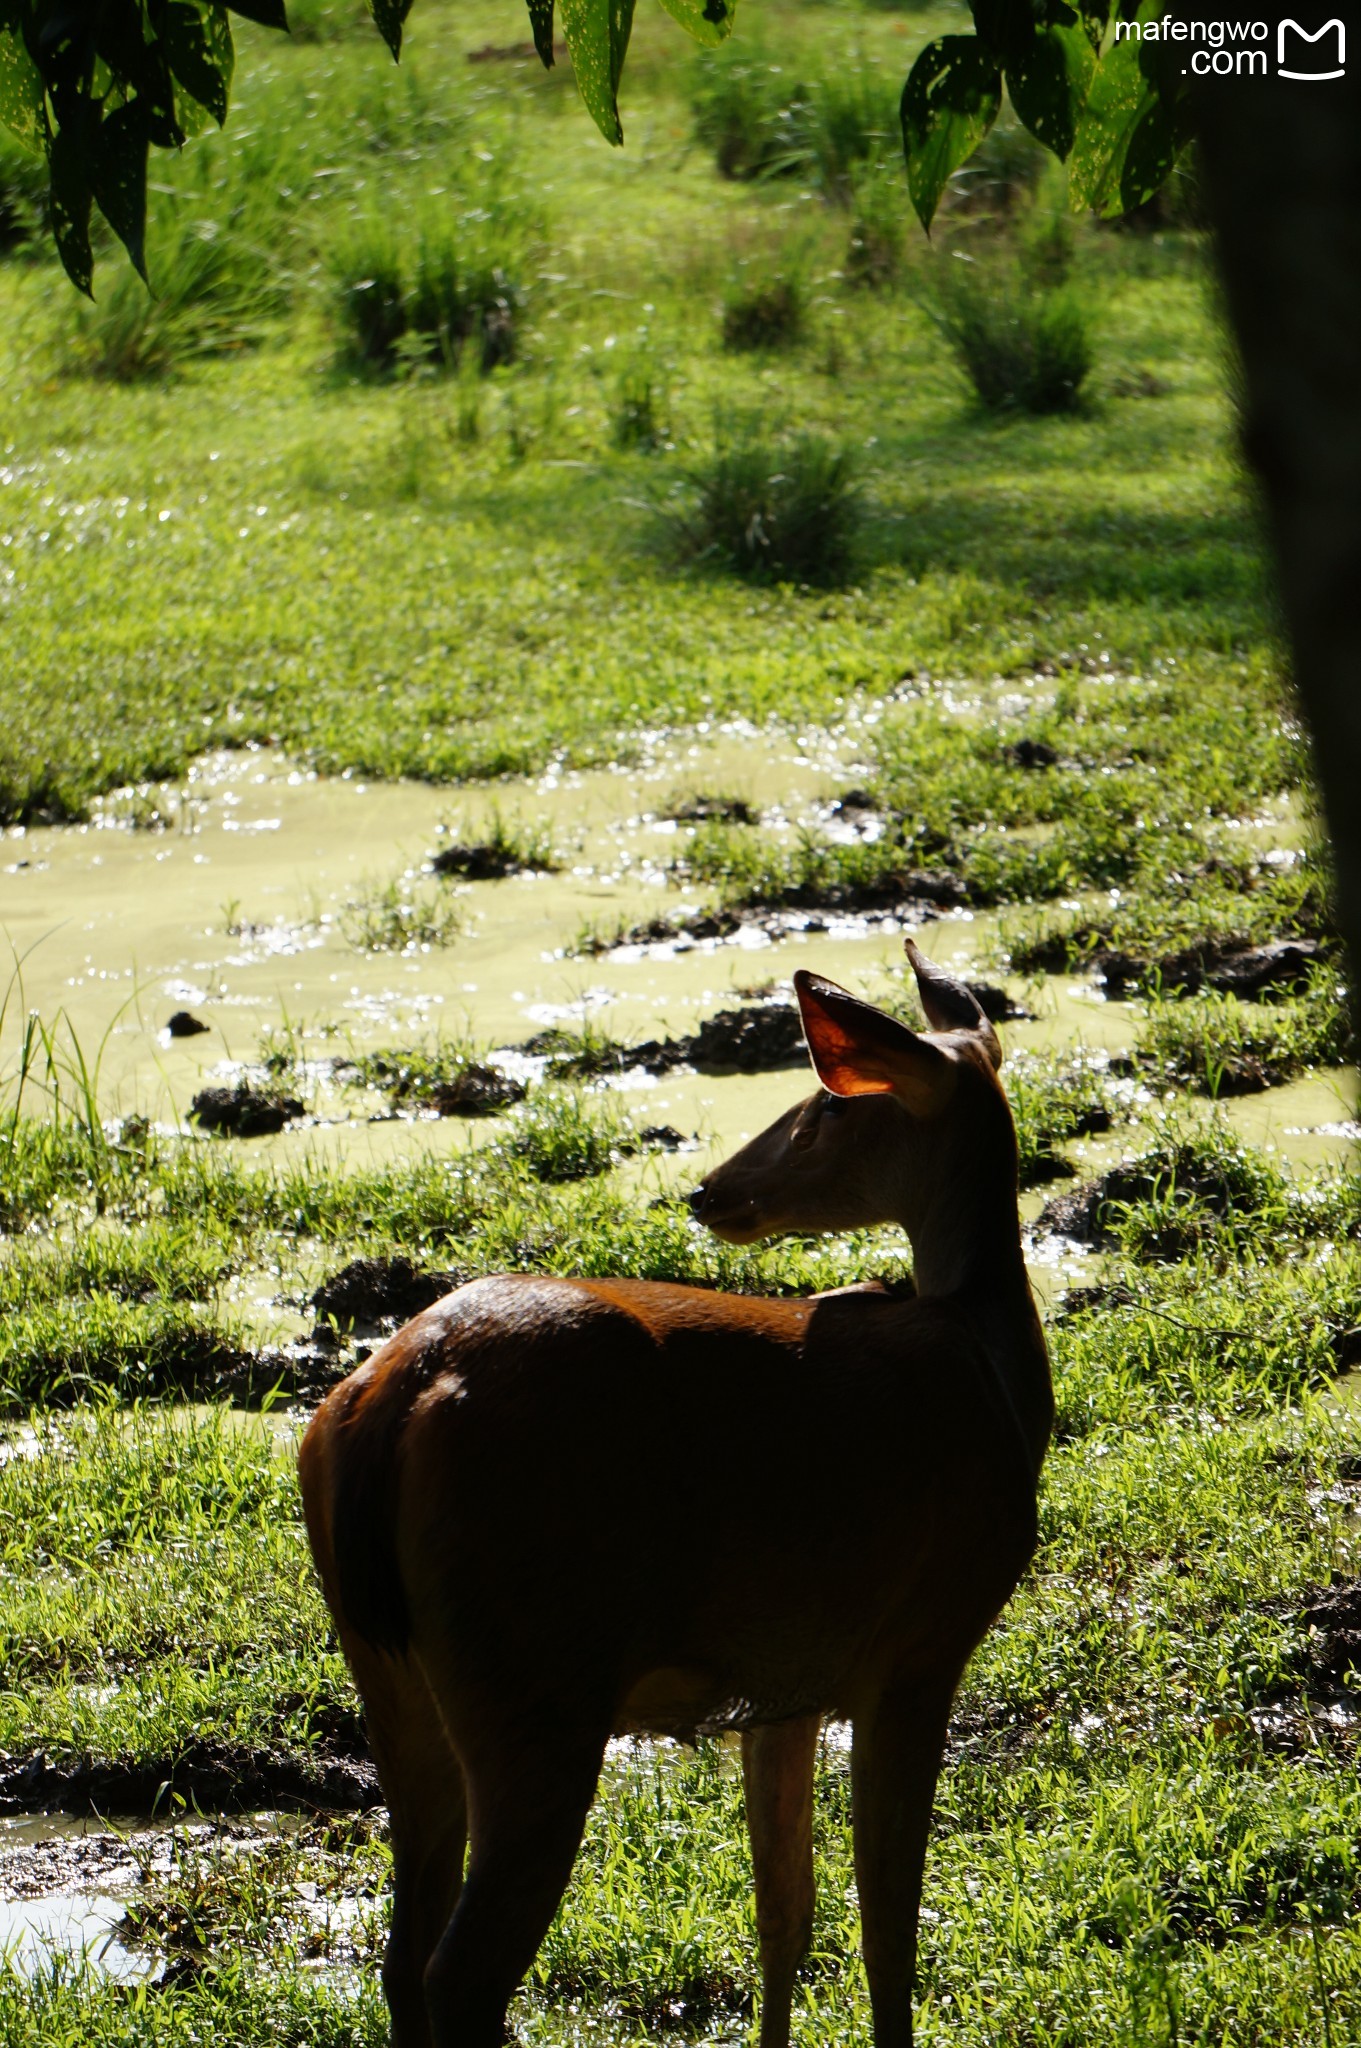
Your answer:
[793,971,955,1113]
[904,940,1003,1071]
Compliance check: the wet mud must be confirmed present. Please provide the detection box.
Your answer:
[311,1256,462,1334]
[0,1733,378,1822]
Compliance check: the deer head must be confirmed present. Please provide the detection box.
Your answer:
[688,941,1016,1295]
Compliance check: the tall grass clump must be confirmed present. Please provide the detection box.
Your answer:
[844,166,908,288]
[720,268,806,352]
[927,238,1094,414]
[689,50,798,180]
[944,115,1047,217]
[609,356,672,452]
[285,0,370,38]
[0,129,47,253]
[329,186,537,374]
[690,46,895,196]
[67,204,285,379]
[662,421,863,586]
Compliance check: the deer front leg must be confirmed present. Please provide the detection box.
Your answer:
[741,1713,822,2048]
[850,1680,956,2048]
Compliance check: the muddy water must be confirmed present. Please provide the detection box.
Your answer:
[0,735,1355,1190]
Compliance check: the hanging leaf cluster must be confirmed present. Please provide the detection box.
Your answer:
[901,0,1192,230]
[0,0,1187,294]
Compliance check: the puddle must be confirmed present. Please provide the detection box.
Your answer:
[0,1888,149,1980]
[0,737,1354,1187]
[0,1812,329,1983]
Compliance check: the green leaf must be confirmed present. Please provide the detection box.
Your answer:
[0,28,44,154]
[47,122,94,297]
[365,0,413,61]
[1074,0,1110,52]
[526,0,555,69]
[559,0,636,146]
[164,2,234,127]
[1068,8,1186,216]
[1117,88,1191,215]
[1006,21,1094,160]
[654,0,736,52]
[227,0,287,30]
[90,100,149,279]
[970,0,1077,67]
[900,35,1002,233]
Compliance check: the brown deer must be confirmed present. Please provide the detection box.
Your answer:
[298,939,1051,2048]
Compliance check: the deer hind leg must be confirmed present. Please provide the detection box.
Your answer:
[420,1719,607,2048]
[741,1713,822,2048]
[345,1637,468,2048]
[850,1678,957,2048]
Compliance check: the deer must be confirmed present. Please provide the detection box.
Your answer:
[298,939,1051,2048]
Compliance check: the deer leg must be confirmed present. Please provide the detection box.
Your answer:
[741,1714,822,2048]
[850,1680,956,2048]
[346,1639,467,2048]
[421,1725,606,2048]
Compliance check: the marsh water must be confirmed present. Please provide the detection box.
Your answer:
[3,733,1353,1176]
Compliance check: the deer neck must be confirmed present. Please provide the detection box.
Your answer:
[901,1151,1053,1478]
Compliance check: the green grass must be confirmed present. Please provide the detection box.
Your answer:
[0,0,1274,823]
[1136,973,1354,1096]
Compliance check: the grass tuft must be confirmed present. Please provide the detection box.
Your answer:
[340,875,462,953]
[927,243,1094,414]
[68,208,286,380]
[662,421,862,586]
[721,270,806,352]
[328,188,535,375]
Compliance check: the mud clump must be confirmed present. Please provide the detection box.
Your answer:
[637,1124,688,1150]
[1299,1580,1361,1685]
[1038,1146,1266,1249]
[431,841,555,880]
[0,1736,378,1820]
[765,868,969,915]
[426,1064,526,1116]
[1095,936,1324,1000]
[665,795,758,825]
[680,1004,807,1072]
[524,1003,807,1078]
[191,1083,304,1137]
[582,885,962,957]
[312,1257,460,1333]
[1200,939,1324,997]
[629,1003,807,1075]
[1003,738,1059,769]
[967,981,1034,1023]
[363,1055,526,1116]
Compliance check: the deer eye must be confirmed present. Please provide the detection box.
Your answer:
[790,1100,823,1150]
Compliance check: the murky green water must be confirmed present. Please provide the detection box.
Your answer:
[0,735,1353,1190]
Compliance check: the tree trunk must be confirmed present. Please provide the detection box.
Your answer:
[1187,36,1361,1017]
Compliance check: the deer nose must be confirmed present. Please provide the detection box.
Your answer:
[687,1185,707,1218]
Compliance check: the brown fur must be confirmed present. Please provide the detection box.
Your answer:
[298,945,1051,2048]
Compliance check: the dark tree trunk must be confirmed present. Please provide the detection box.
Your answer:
[1185,37,1361,1017]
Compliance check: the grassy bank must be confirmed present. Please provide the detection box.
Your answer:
[1,0,1264,823]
